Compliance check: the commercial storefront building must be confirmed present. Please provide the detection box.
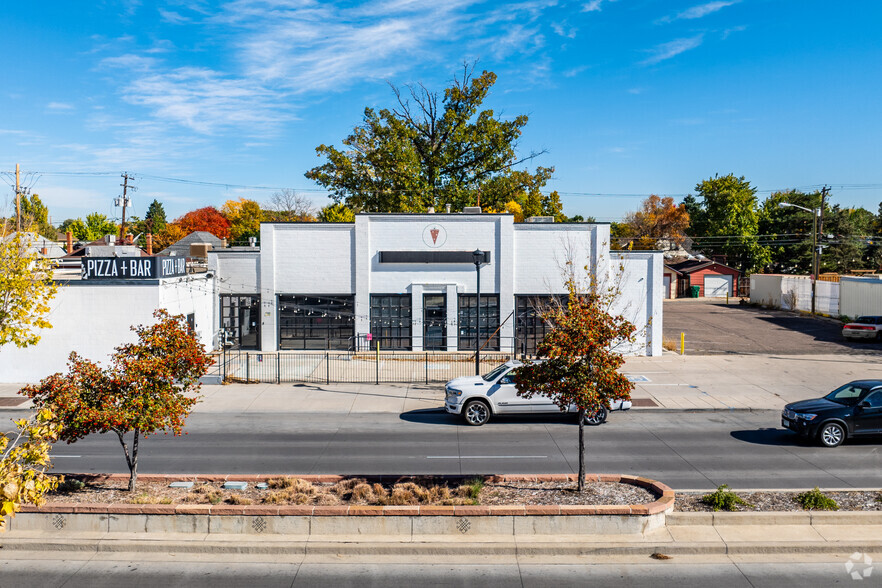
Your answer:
[211,213,663,357]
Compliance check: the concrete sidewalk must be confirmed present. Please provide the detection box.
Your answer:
[2,353,880,413]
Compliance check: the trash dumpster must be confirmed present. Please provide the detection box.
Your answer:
[690,285,700,298]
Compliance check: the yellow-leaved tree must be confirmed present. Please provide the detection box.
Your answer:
[0,226,58,349]
[0,408,62,529]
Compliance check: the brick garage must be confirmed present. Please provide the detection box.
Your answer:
[666,260,740,298]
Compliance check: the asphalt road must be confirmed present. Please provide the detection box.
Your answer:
[11,409,880,490]
[663,300,882,355]
[0,556,871,588]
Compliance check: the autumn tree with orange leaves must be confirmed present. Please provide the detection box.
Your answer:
[515,278,636,492]
[21,310,211,491]
[173,206,231,241]
[622,195,690,250]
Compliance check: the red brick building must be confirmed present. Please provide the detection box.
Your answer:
[665,259,741,298]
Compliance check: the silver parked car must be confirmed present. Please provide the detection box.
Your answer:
[444,360,632,426]
[842,316,882,341]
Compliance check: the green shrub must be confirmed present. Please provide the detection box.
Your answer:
[701,485,751,511]
[795,487,839,511]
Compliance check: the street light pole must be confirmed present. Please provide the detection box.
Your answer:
[779,202,821,314]
[473,249,485,376]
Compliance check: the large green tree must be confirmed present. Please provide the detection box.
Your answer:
[691,174,769,273]
[306,66,562,218]
[823,205,876,272]
[19,194,56,239]
[142,199,167,236]
[758,190,824,273]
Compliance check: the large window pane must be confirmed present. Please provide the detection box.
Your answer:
[515,295,566,356]
[458,294,500,351]
[370,294,412,350]
[278,295,355,350]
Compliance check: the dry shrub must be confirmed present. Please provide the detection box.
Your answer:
[189,484,223,505]
[126,493,172,505]
[372,483,388,501]
[332,478,367,498]
[290,492,312,505]
[267,477,316,494]
[315,493,340,506]
[263,491,287,505]
[662,337,678,352]
[227,494,253,505]
[387,488,415,505]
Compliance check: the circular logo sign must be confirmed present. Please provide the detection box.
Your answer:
[422,224,447,248]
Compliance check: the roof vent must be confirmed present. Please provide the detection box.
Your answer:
[445,204,451,213]
[427,207,435,214]
[525,216,554,223]
[463,206,482,214]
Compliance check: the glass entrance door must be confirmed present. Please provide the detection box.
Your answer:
[220,295,261,350]
[423,294,447,350]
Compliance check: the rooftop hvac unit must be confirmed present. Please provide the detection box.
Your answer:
[525,216,554,223]
[189,243,212,258]
[463,206,482,214]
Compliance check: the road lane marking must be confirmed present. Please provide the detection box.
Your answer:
[426,455,548,459]
[50,455,82,458]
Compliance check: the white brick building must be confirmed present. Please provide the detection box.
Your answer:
[211,214,663,356]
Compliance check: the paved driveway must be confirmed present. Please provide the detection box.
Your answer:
[663,299,882,355]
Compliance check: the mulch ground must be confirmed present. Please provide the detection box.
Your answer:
[677,490,882,512]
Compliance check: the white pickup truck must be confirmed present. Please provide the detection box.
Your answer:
[444,360,632,426]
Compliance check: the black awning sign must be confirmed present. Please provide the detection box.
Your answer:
[83,256,188,280]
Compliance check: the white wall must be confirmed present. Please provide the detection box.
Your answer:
[750,274,839,315]
[613,251,663,356]
[226,216,660,356]
[0,278,216,384]
[840,276,882,318]
[211,251,260,295]
[513,224,598,294]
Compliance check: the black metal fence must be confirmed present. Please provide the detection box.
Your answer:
[219,349,521,384]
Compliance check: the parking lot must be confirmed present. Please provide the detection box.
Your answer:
[663,299,882,355]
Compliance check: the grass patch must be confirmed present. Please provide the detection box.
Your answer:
[701,485,752,511]
[662,337,679,352]
[795,487,839,511]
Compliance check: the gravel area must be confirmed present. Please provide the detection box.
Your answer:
[480,481,654,506]
[44,477,656,507]
[677,490,882,512]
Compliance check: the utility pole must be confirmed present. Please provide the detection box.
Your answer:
[15,163,20,232]
[118,173,136,242]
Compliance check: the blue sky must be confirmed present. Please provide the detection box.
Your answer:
[2,0,881,224]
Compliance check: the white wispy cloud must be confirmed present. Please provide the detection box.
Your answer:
[158,9,190,24]
[582,0,604,12]
[46,102,75,112]
[722,25,747,39]
[661,1,739,23]
[120,67,290,134]
[97,1,567,135]
[641,35,704,65]
[552,21,577,39]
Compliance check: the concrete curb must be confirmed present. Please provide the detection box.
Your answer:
[1,537,880,557]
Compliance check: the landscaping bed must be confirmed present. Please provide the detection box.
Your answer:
[45,475,655,508]
[677,489,882,512]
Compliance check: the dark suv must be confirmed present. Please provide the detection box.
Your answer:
[782,380,882,447]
